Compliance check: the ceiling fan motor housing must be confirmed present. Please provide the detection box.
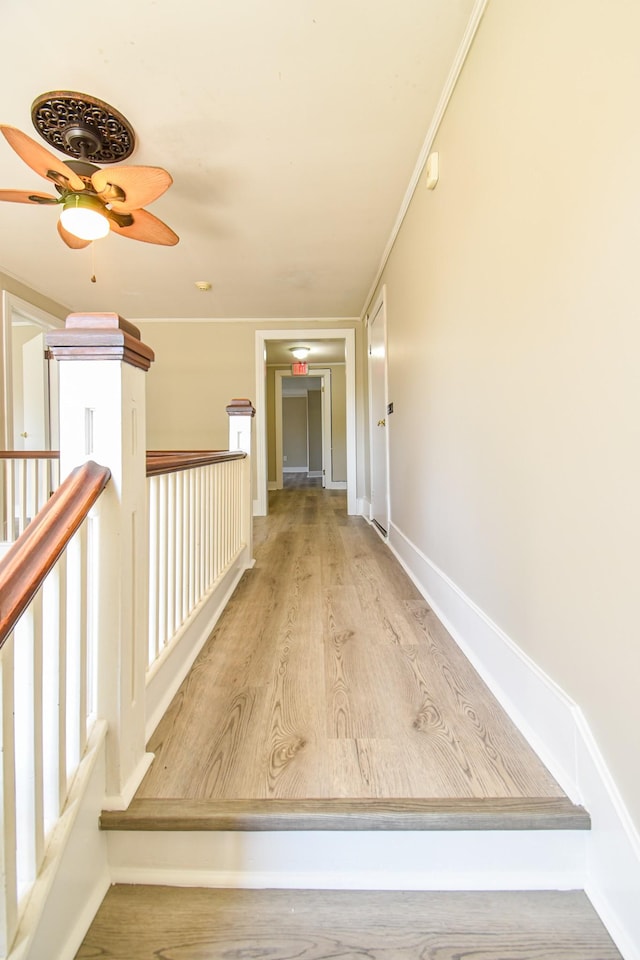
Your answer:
[31,91,136,163]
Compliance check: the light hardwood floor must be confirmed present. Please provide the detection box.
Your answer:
[136,486,564,801]
[76,887,623,960]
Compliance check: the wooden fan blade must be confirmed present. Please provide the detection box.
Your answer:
[0,189,58,204]
[110,208,179,246]
[92,165,173,213]
[0,125,85,192]
[57,220,91,249]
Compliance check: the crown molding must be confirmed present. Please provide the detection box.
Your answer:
[360,0,489,320]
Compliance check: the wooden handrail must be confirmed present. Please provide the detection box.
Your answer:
[146,450,246,477]
[0,460,111,649]
[0,450,246,476]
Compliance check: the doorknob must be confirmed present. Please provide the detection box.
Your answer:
[377,419,386,427]
[20,431,28,438]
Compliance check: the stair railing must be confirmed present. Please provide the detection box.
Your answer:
[0,313,255,958]
[0,453,60,544]
[0,460,110,955]
[146,451,247,670]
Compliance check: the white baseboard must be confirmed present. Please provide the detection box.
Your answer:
[357,497,371,518]
[9,723,111,960]
[107,828,585,892]
[388,520,640,960]
[282,467,307,474]
[144,545,252,741]
[103,752,155,812]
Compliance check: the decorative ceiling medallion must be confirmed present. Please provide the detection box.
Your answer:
[31,91,136,164]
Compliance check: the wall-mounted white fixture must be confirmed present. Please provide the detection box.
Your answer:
[290,346,311,361]
[425,151,439,190]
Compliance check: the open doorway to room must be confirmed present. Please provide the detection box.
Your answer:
[274,367,347,492]
[254,329,356,515]
[1,292,62,450]
[277,374,325,487]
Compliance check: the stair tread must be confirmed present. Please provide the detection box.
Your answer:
[76,887,622,959]
[101,795,590,831]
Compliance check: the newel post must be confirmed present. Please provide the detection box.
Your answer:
[46,313,154,808]
[226,398,255,563]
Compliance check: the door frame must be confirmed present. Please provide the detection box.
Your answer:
[1,291,63,449]
[367,286,390,535]
[274,369,337,490]
[254,328,357,515]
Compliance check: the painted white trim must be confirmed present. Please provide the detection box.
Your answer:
[387,519,640,960]
[9,723,110,960]
[254,329,357,516]
[357,496,371,518]
[107,828,585,892]
[103,752,155,813]
[360,0,489,319]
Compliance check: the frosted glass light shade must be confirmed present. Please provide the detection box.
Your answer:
[290,346,310,361]
[59,195,110,240]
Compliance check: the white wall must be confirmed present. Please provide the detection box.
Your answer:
[368,0,640,833]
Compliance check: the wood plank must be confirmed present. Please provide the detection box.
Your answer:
[76,887,622,960]
[101,796,590,832]
[135,486,567,802]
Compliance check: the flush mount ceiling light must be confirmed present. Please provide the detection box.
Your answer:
[290,346,311,361]
[59,193,110,240]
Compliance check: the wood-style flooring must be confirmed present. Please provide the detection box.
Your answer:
[136,485,564,801]
[76,887,623,960]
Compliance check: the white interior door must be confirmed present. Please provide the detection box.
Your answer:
[21,333,49,450]
[369,295,389,535]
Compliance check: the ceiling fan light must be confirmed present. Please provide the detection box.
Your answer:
[60,194,110,240]
[290,346,310,361]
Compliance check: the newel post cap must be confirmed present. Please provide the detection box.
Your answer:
[46,312,155,371]
[226,398,256,417]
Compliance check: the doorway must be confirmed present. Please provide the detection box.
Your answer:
[2,292,62,450]
[254,328,357,516]
[274,369,340,490]
[368,288,389,536]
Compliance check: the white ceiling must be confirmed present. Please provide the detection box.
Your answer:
[0,0,476,322]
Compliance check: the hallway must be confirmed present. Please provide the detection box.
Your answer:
[136,485,563,802]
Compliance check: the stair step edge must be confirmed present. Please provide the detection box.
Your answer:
[100,796,590,832]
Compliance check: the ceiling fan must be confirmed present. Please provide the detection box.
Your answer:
[0,91,179,248]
